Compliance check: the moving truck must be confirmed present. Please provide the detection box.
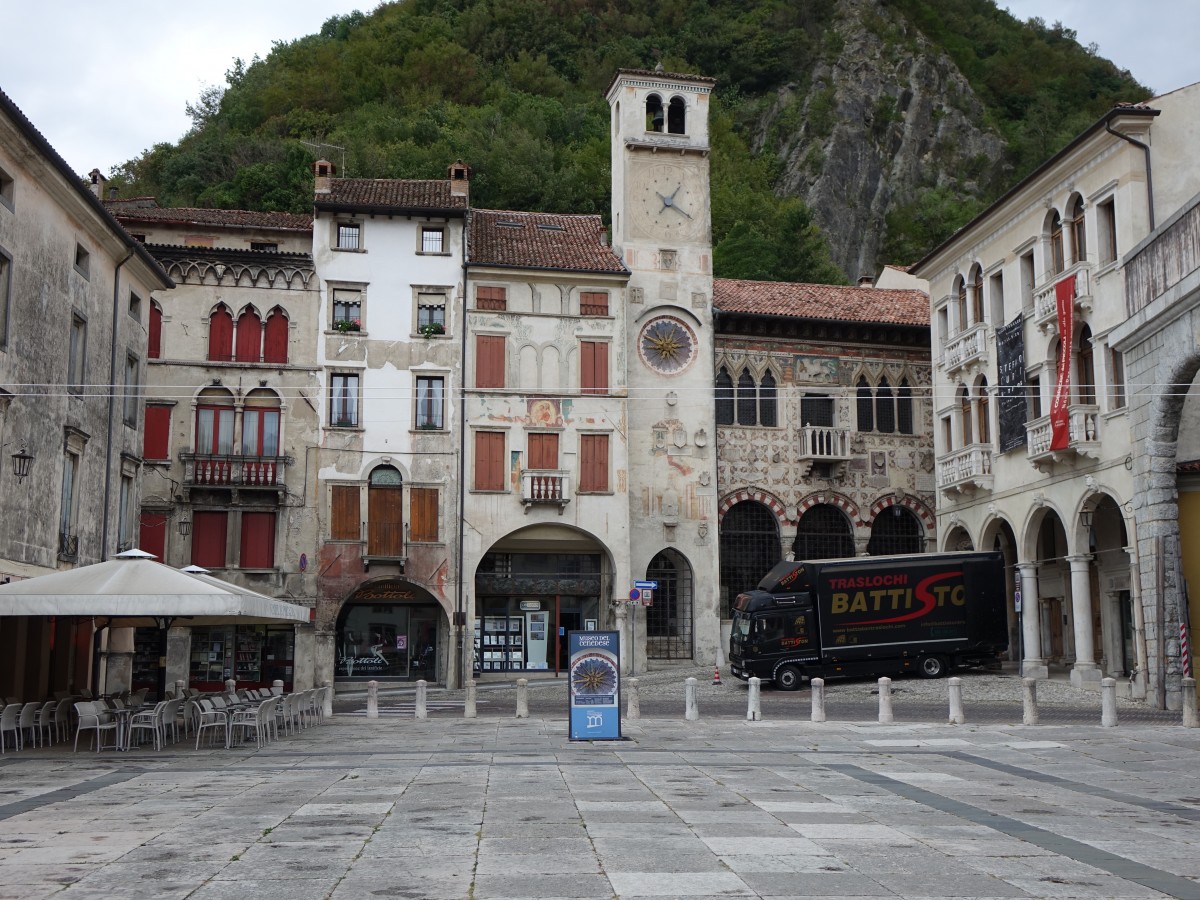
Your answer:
[729,551,1008,689]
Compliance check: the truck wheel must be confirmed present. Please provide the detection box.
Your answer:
[775,665,803,691]
[918,655,946,678]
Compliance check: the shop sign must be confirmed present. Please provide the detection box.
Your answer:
[519,600,542,611]
[567,630,621,741]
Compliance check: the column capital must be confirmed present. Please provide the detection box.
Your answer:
[1065,553,1095,568]
[1016,560,1041,575]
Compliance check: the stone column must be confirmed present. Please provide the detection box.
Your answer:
[626,677,640,720]
[613,600,629,676]
[1067,554,1101,686]
[313,628,337,700]
[165,626,190,694]
[1017,562,1048,679]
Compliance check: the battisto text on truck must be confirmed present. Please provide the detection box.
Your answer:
[729,552,1008,690]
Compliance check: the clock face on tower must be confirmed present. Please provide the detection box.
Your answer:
[630,161,706,241]
[638,316,697,376]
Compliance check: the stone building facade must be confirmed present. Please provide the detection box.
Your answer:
[0,90,172,700]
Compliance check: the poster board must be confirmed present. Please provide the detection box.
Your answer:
[567,630,621,741]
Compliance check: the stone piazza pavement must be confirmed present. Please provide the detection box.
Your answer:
[1,686,1199,899]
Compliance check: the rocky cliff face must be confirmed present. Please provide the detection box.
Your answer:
[756,0,1007,279]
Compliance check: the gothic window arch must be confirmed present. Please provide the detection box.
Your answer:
[715,367,734,425]
[645,93,664,132]
[793,504,854,560]
[208,303,233,362]
[736,369,756,425]
[667,96,686,134]
[235,307,262,363]
[148,300,163,359]
[856,376,874,432]
[897,378,914,434]
[263,307,288,364]
[876,377,895,434]
[759,370,777,426]
[719,500,781,618]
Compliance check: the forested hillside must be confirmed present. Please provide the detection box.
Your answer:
[111,0,1149,281]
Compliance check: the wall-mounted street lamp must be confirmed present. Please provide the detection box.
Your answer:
[1080,508,1093,529]
[177,518,192,536]
[11,447,34,481]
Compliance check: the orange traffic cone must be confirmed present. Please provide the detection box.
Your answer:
[712,665,723,686]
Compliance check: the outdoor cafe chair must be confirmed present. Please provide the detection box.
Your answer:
[160,698,184,743]
[53,698,74,742]
[194,699,229,750]
[35,701,56,747]
[128,700,168,751]
[73,701,118,752]
[0,703,21,752]
[229,696,275,749]
[17,702,40,748]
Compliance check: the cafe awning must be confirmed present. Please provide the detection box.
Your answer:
[0,550,310,627]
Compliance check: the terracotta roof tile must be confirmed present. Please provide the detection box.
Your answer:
[468,210,627,274]
[714,278,929,326]
[108,204,312,231]
[317,178,466,212]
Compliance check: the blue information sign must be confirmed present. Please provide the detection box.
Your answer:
[568,630,621,741]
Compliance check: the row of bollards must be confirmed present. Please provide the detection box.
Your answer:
[362,672,1199,727]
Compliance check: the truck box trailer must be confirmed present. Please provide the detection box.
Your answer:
[729,551,1008,689]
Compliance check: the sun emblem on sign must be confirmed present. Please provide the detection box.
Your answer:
[571,656,617,696]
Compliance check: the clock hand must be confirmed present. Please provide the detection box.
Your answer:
[669,203,693,220]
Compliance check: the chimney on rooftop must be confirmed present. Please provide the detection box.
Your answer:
[448,159,471,203]
[313,159,336,195]
[88,168,106,199]
[857,273,874,288]
[107,187,118,200]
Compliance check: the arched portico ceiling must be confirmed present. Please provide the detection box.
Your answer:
[942,524,974,552]
[486,522,610,555]
[1020,498,1068,560]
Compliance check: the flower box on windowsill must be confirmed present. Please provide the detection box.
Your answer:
[418,323,445,338]
[333,320,362,333]
[415,423,443,431]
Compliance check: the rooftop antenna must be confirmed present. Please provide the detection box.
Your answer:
[299,140,348,176]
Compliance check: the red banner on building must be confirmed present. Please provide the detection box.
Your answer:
[1049,274,1076,451]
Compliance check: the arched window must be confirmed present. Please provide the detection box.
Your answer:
[148,301,162,359]
[263,307,288,364]
[715,367,734,425]
[977,378,991,443]
[367,465,403,559]
[667,96,686,134]
[897,378,914,434]
[718,501,781,618]
[759,371,777,427]
[1069,195,1086,264]
[195,387,235,455]
[856,376,874,432]
[955,276,967,333]
[736,370,757,425]
[793,504,854,560]
[876,377,895,433]
[235,307,262,363]
[645,93,664,132]
[1078,325,1095,405]
[972,266,984,325]
[208,304,233,362]
[242,389,281,458]
[1048,210,1065,275]
[867,505,924,555]
[959,383,973,445]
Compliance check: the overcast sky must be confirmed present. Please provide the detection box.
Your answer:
[1,1,1197,180]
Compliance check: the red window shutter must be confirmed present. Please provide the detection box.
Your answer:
[330,485,360,541]
[581,341,608,394]
[192,511,228,568]
[477,286,507,310]
[580,291,608,316]
[409,487,438,542]
[139,512,167,562]
[235,309,262,362]
[240,511,276,568]
[476,335,505,388]
[475,432,505,490]
[580,434,609,492]
[208,306,233,361]
[143,405,171,460]
[528,433,559,470]
[263,309,288,363]
[148,302,162,359]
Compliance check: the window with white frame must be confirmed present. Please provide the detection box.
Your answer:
[332,288,362,330]
[336,222,361,250]
[331,373,360,427]
[417,292,446,332]
[1097,197,1117,265]
[420,226,445,254]
[415,375,444,429]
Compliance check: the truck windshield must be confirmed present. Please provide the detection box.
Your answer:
[731,612,752,652]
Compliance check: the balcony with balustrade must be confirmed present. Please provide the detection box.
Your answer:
[181,453,290,500]
[797,425,851,478]
[942,322,989,377]
[521,471,571,512]
[1034,261,1094,333]
[1026,404,1101,470]
[936,444,994,495]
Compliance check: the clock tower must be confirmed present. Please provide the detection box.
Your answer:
[607,68,720,671]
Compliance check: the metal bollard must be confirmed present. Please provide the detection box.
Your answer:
[1182,677,1198,728]
[515,678,529,718]
[878,677,894,724]
[366,680,379,719]
[747,677,762,721]
[685,677,699,721]
[415,679,428,720]
[272,679,284,697]
[1022,678,1039,726]
[810,677,826,723]
[464,677,477,719]
[627,677,641,720]
[948,677,965,725]
[1101,677,1118,727]
[322,680,334,720]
